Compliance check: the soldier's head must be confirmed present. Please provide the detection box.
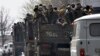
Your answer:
[85,5,91,10]
[48,5,53,12]
[39,4,43,11]
[48,5,53,9]
[76,3,82,9]
[35,5,38,9]
[34,7,39,12]
[71,4,75,8]
[43,5,47,10]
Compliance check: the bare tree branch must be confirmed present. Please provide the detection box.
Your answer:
[0,7,13,46]
[6,19,14,31]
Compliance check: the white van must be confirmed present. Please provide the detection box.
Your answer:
[71,14,100,56]
[3,42,13,54]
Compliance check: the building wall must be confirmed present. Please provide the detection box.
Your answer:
[80,0,100,7]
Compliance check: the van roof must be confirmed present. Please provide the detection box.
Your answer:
[75,14,100,22]
[3,44,8,46]
[3,42,13,46]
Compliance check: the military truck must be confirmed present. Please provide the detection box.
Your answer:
[12,22,25,56]
[24,14,72,56]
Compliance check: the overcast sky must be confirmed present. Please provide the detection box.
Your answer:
[0,0,41,23]
[0,0,26,22]
[0,0,41,35]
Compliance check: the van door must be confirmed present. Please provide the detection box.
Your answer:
[87,19,100,56]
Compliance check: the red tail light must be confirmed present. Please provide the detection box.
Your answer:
[80,48,85,56]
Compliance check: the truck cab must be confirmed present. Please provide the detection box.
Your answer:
[71,14,100,56]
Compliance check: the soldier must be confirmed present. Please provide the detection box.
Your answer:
[83,5,93,15]
[75,3,84,18]
[71,4,76,21]
[65,4,73,23]
[34,7,47,24]
[46,5,59,24]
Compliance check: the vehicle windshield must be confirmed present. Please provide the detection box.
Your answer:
[4,46,7,49]
[10,44,13,47]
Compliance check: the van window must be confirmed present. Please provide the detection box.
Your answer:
[10,44,13,47]
[90,23,100,36]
